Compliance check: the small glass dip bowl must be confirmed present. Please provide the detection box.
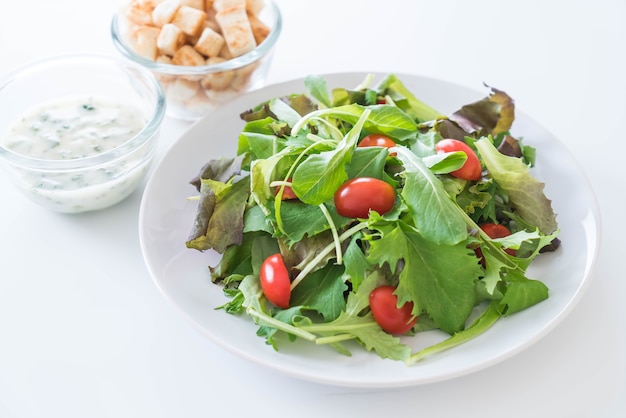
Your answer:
[0,54,166,214]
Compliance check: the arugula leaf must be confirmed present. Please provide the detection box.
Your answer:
[393,146,469,245]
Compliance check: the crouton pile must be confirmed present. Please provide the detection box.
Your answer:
[121,0,273,118]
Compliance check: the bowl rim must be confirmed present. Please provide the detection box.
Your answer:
[0,53,166,170]
[110,0,282,75]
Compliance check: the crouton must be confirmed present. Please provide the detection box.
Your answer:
[215,5,257,56]
[230,61,258,90]
[213,0,246,12]
[157,23,186,56]
[155,54,173,64]
[246,0,264,15]
[167,77,201,102]
[194,27,225,57]
[125,1,155,26]
[180,0,205,10]
[172,44,206,66]
[247,12,270,45]
[217,42,234,59]
[200,57,234,90]
[172,5,207,36]
[152,0,181,27]
[185,89,214,115]
[135,26,161,60]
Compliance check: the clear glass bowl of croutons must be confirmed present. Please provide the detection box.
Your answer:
[111,0,282,121]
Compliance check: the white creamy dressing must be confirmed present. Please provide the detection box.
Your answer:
[1,96,153,213]
[3,96,145,159]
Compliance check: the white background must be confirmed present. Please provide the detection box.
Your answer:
[1,0,624,417]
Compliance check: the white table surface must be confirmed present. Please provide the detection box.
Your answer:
[1,0,624,416]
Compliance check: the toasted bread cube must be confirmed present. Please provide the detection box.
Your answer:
[247,12,270,45]
[172,44,206,66]
[205,0,216,10]
[246,0,264,15]
[200,57,234,90]
[204,7,221,32]
[135,26,161,60]
[172,5,207,36]
[157,23,186,56]
[167,77,201,102]
[136,0,165,7]
[230,61,258,90]
[180,0,205,10]
[215,6,256,57]
[217,42,233,59]
[194,27,225,57]
[152,0,181,27]
[185,89,214,114]
[213,0,245,11]
[155,54,173,64]
[205,86,240,104]
[125,1,155,26]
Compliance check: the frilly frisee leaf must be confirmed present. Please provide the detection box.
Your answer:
[393,146,469,245]
[474,138,558,234]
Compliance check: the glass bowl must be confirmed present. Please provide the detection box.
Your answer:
[111,0,282,121]
[0,53,166,214]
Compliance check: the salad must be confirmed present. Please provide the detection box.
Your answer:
[185,73,560,365]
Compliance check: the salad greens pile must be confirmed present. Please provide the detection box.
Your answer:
[185,74,560,365]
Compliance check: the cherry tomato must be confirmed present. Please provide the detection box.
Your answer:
[259,254,291,308]
[481,223,517,256]
[274,178,298,200]
[475,223,517,267]
[358,134,396,149]
[435,138,482,181]
[369,286,417,335]
[334,177,396,218]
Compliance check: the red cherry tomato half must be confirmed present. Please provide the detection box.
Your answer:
[334,177,396,218]
[369,286,417,335]
[358,134,396,149]
[259,254,291,308]
[435,138,482,181]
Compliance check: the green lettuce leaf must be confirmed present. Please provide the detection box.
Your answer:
[474,138,558,234]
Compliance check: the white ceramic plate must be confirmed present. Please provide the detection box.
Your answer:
[138,73,600,388]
